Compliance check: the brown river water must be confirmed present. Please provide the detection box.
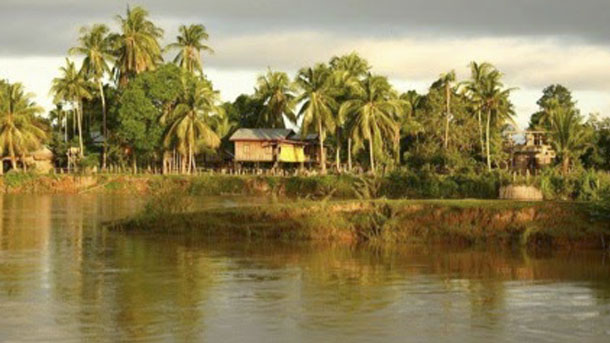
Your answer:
[0,194,609,342]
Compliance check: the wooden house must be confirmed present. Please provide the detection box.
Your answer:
[229,128,322,165]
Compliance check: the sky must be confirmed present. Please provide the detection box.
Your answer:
[1,0,610,129]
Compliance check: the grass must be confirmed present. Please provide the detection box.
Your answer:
[110,198,610,250]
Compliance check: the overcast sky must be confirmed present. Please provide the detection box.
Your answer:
[1,0,610,129]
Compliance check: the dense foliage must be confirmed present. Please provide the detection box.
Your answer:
[0,5,609,200]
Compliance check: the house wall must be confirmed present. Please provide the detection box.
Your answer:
[278,143,305,163]
[234,141,274,162]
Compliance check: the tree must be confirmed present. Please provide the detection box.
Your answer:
[295,64,338,174]
[167,24,213,75]
[115,64,183,172]
[340,74,403,174]
[112,6,164,86]
[461,61,494,156]
[478,69,515,171]
[329,53,371,171]
[254,70,297,128]
[69,24,114,168]
[546,99,591,174]
[0,82,46,172]
[529,84,577,129]
[50,59,92,158]
[163,76,221,174]
[432,71,455,149]
[48,103,69,142]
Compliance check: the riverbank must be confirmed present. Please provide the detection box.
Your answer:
[0,172,500,198]
[110,199,610,249]
[3,170,609,201]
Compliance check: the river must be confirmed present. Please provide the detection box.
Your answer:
[0,194,609,342]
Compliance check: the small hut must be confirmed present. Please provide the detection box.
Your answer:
[229,128,323,165]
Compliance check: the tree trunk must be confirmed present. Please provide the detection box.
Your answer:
[99,80,108,170]
[132,152,137,174]
[347,138,352,172]
[368,138,375,175]
[394,127,401,166]
[477,109,484,157]
[76,99,84,158]
[486,109,492,172]
[317,119,326,174]
[9,145,17,171]
[444,83,451,149]
[562,156,570,175]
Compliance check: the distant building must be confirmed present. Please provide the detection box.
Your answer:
[1,146,54,173]
[509,131,556,172]
[229,128,323,165]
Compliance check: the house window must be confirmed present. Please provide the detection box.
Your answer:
[243,144,250,154]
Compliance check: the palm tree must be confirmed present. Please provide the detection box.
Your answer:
[254,70,297,128]
[461,61,494,157]
[478,70,515,171]
[49,103,69,142]
[69,24,114,168]
[50,59,92,158]
[329,53,370,171]
[167,24,213,75]
[163,78,221,174]
[437,71,456,149]
[295,64,338,174]
[112,6,164,86]
[339,74,403,174]
[0,82,46,172]
[546,99,591,174]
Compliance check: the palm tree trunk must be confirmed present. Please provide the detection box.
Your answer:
[188,144,193,175]
[444,84,450,149]
[347,138,352,172]
[394,127,401,166]
[562,156,570,175]
[477,109,484,157]
[132,151,137,174]
[486,109,492,172]
[317,119,326,174]
[99,80,108,170]
[76,99,84,158]
[368,138,375,174]
[9,145,17,171]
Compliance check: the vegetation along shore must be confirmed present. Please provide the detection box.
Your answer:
[111,198,610,249]
[2,6,610,248]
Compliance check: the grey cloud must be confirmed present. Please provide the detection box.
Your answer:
[1,0,610,56]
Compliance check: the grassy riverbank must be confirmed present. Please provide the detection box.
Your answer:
[110,199,610,249]
[3,169,609,201]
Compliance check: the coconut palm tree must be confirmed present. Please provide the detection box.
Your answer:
[163,78,221,174]
[254,70,297,128]
[295,64,338,174]
[0,82,46,172]
[167,24,213,75]
[461,61,495,156]
[339,74,403,174]
[48,103,69,142]
[329,53,370,171]
[112,6,164,86]
[478,70,515,171]
[69,24,114,168]
[50,59,92,158]
[435,71,456,149]
[546,99,591,174]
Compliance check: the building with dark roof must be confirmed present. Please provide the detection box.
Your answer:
[229,128,323,164]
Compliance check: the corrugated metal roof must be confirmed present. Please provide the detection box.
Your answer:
[229,128,295,141]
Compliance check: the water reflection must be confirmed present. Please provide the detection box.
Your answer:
[0,194,608,342]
